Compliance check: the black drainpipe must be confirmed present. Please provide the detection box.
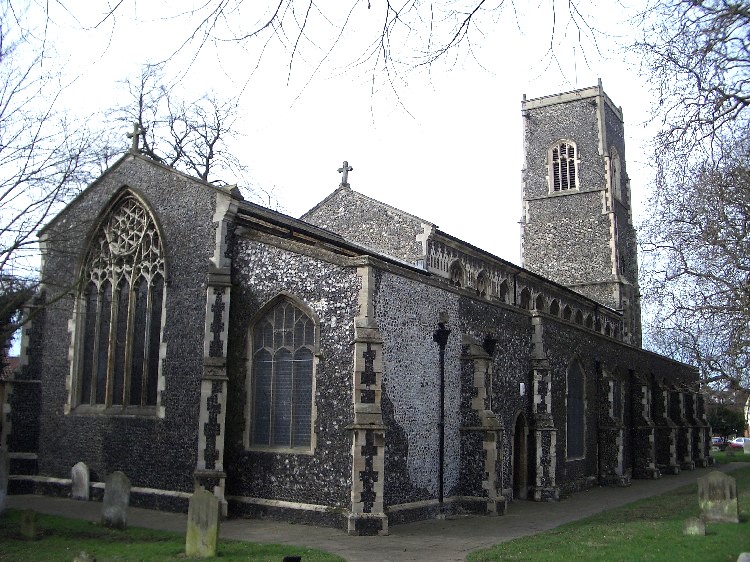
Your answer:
[433,320,451,517]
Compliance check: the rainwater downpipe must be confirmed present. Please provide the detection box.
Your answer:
[433,315,451,518]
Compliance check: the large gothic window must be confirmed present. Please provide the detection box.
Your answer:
[550,141,578,192]
[566,361,586,458]
[77,193,165,410]
[250,298,315,450]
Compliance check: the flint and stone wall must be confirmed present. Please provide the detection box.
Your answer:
[223,234,360,527]
[8,155,220,509]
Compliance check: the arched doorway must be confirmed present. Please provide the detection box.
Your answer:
[513,413,529,500]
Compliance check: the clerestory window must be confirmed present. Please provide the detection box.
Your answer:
[250,297,315,450]
[550,141,578,192]
[76,192,165,410]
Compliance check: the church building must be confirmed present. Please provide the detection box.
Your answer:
[3,84,710,535]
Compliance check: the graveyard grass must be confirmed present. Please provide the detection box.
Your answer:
[469,464,750,561]
[0,510,344,562]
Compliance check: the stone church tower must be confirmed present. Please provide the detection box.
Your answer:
[521,82,642,346]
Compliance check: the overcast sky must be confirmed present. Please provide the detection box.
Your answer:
[37,0,657,264]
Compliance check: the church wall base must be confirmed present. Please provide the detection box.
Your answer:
[227,498,349,531]
[657,464,681,475]
[347,513,389,536]
[633,467,661,479]
[530,486,560,502]
[599,474,631,487]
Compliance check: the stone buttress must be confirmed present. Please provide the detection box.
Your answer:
[195,187,240,515]
[651,379,680,475]
[631,372,660,479]
[669,387,695,471]
[460,341,506,515]
[347,262,387,535]
[530,314,559,501]
[597,367,630,486]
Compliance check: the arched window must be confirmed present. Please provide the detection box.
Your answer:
[449,261,464,288]
[550,141,578,192]
[476,271,489,297]
[562,305,572,321]
[498,280,509,303]
[534,294,545,312]
[250,297,315,450]
[549,300,560,316]
[77,193,165,409]
[519,288,531,310]
[567,361,586,458]
[610,147,622,201]
[584,314,594,329]
[574,310,584,325]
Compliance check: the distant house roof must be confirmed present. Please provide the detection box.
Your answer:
[1,356,20,381]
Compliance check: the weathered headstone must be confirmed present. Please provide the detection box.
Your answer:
[737,554,750,562]
[72,552,96,562]
[20,509,38,539]
[185,488,220,558]
[101,471,131,529]
[744,440,750,455]
[71,461,90,501]
[698,470,739,523]
[0,447,9,515]
[682,517,706,536]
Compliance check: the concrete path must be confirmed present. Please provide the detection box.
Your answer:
[8,463,747,562]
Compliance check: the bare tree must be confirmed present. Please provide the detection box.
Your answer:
[110,65,268,200]
[74,1,605,80]
[636,1,750,391]
[640,131,750,391]
[635,0,750,150]
[0,5,100,352]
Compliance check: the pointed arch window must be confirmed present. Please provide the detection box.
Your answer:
[250,297,315,450]
[567,361,586,459]
[610,147,622,201]
[76,193,165,410]
[550,141,578,192]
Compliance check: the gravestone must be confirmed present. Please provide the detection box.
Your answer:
[698,470,739,523]
[20,509,38,539]
[72,552,96,562]
[185,488,220,558]
[744,440,750,454]
[0,447,8,515]
[737,554,750,562]
[71,462,90,501]
[682,517,705,536]
[101,471,131,529]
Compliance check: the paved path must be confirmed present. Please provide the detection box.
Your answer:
[8,463,747,562]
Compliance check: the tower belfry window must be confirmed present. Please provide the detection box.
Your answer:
[550,141,578,192]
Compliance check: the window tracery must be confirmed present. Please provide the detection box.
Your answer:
[77,193,165,410]
[250,297,315,450]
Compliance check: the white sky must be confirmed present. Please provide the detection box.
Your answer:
[35,0,658,265]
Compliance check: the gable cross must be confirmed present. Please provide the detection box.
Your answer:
[127,122,146,152]
[338,160,353,187]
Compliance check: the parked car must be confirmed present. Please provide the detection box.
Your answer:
[728,437,750,449]
[711,436,727,450]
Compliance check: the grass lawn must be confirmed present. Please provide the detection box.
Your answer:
[711,449,750,464]
[0,510,345,562]
[469,464,750,562]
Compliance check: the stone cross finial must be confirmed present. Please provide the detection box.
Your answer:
[127,122,145,152]
[338,160,353,187]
